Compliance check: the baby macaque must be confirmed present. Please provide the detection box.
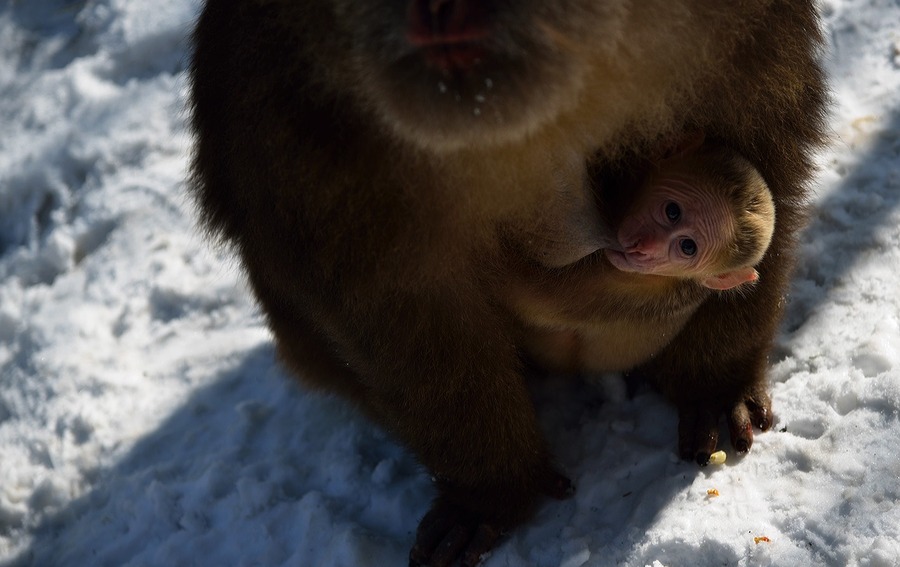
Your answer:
[512,142,776,376]
[603,144,774,287]
[531,136,775,284]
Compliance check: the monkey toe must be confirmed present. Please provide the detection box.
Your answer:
[727,397,774,454]
[747,398,774,431]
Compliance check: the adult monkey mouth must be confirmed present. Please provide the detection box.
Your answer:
[406,0,491,73]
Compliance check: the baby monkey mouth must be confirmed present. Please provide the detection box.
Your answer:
[604,249,655,274]
[406,0,491,72]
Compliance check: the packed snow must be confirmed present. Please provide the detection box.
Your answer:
[1,1,900,565]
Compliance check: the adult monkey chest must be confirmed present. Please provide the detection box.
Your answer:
[188,1,828,566]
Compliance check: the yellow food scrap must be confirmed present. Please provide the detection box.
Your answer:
[754,536,771,545]
[708,450,727,465]
[707,488,720,497]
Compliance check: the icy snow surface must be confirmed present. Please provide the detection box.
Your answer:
[2,1,900,566]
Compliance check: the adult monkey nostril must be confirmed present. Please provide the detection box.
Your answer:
[429,0,458,34]
[407,0,490,46]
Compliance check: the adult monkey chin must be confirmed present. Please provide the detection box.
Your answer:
[188,1,828,565]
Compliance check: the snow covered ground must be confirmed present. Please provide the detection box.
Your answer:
[2,1,900,565]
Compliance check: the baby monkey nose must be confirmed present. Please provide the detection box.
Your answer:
[624,234,661,256]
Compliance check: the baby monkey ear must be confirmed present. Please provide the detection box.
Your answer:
[701,267,759,290]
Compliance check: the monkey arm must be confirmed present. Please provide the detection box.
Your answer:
[506,253,704,328]
[521,171,616,268]
[629,0,827,463]
[634,292,776,464]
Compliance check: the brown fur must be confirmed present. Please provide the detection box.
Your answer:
[188,0,828,563]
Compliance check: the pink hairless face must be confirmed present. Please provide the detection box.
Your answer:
[604,174,732,278]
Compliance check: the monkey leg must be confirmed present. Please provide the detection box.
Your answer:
[380,331,571,567]
[259,278,572,566]
[264,308,373,404]
[374,308,572,566]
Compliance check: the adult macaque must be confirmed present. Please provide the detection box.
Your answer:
[188,1,827,565]
[512,142,776,382]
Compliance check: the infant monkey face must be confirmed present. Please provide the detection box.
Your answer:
[608,177,733,278]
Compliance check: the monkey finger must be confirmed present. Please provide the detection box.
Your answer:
[461,523,503,567]
[409,500,464,566]
[678,406,720,466]
[728,402,754,454]
[693,412,721,466]
[427,524,475,567]
[746,397,774,431]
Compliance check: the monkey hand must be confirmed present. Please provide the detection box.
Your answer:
[409,468,573,567]
[677,386,773,466]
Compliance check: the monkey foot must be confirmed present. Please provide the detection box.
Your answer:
[408,501,501,567]
[678,396,773,465]
[409,471,573,567]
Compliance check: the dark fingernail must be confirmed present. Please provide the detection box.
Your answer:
[735,439,750,453]
[696,452,711,466]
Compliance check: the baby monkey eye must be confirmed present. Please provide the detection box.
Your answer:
[680,238,698,257]
[665,202,681,223]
